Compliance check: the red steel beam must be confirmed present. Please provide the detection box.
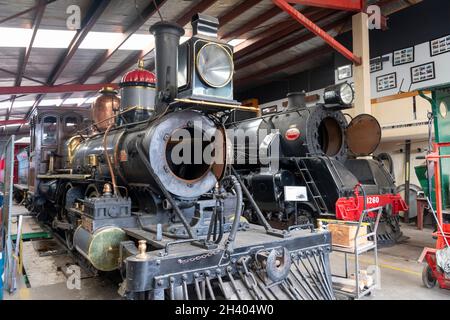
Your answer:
[273,0,361,65]
[0,120,27,126]
[234,8,331,59]
[287,0,363,11]
[175,0,219,26]
[236,14,350,69]
[0,83,118,95]
[220,5,282,42]
[218,0,264,27]
[235,45,332,85]
[46,0,111,85]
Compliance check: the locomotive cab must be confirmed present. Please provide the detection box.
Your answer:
[27,107,89,198]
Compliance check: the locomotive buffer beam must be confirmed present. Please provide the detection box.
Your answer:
[122,225,334,300]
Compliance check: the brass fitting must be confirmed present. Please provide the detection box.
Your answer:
[103,183,112,197]
[137,240,147,259]
[88,154,98,167]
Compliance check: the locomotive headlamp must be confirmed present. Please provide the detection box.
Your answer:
[323,83,354,106]
[196,43,234,88]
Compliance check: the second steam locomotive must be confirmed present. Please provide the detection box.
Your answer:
[228,86,407,245]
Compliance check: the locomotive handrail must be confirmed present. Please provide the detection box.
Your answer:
[231,166,288,238]
[226,105,310,127]
[323,154,345,188]
[231,166,272,232]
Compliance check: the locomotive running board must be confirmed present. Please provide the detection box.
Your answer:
[37,173,91,179]
[173,98,259,112]
[120,225,335,300]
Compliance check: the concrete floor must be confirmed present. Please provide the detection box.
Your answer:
[3,204,450,300]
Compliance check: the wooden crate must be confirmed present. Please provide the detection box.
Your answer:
[327,223,369,248]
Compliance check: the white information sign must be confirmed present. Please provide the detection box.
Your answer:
[284,186,308,202]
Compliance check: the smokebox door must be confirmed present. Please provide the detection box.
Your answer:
[346,114,381,156]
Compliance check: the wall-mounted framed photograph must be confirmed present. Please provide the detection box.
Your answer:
[430,34,450,56]
[411,62,435,83]
[392,47,414,66]
[370,56,383,73]
[376,72,397,92]
[337,64,352,80]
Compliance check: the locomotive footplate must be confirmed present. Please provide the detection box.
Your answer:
[121,225,334,300]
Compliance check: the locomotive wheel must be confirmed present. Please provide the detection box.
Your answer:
[422,265,437,289]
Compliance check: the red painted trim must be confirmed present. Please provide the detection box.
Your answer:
[422,142,450,289]
[287,0,363,11]
[272,0,361,65]
[424,251,450,289]
[335,192,408,221]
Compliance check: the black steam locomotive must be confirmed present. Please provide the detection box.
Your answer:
[22,15,335,300]
[227,87,407,245]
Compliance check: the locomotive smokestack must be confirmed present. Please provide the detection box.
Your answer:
[287,92,306,110]
[150,21,185,112]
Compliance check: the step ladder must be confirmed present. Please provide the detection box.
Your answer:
[293,159,329,215]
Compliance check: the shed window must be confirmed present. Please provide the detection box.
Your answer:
[64,116,79,134]
[42,116,57,145]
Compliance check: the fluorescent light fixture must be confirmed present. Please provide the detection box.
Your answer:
[0,27,31,47]
[80,31,123,50]
[0,99,58,109]
[63,98,89,106]
[120,34,154,50]
[39,99,63,106]
[4,124,20,128]
[228,39,245,47]
[85,97,96,104]
[180,36,189,44]
[34,29,76,48]
[13,100,34,108]
[0,101,11,109]
[0,27,190,50]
